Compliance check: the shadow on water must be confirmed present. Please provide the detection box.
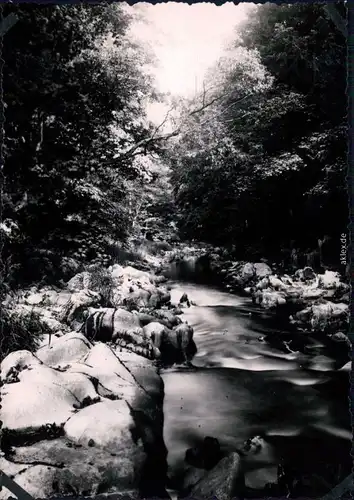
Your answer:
[162,276,351,496]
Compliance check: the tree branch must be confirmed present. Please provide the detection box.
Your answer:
[189,93,226,117]
[110,91,252,163]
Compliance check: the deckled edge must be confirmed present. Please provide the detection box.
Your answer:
[348,2,354,500]
[0,2,352,500]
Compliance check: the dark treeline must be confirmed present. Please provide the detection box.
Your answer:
[1,4,161,288]
[1,3,348,293]
[166,3,347,271]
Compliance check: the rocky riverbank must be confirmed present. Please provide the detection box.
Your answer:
[0,257,247,500]
[1,237,350,500]
[165,245,350,356]
[0,263,187,499]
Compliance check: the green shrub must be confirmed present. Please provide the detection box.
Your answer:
[85,265,115,307]
[0,309,47,362]
[106,241,145,266]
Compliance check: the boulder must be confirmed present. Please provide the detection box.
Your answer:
[0,438,142,498]
[64,399,168,498]
[157,287,171,305]
[108,265,169,311]
[180,467,207,496]
[268,276,287,291]
[256,277,270,290]
[179,293,189,304]
[143,322,167,350]
[117,350,164,405]
[1,363,95,433]
[292,301,348,332]
[112,265,148,280]
[85,307,141,340]
[0,456,31,478]
[64,399,140,450]
[1,350,42,382]
[253,290,287,309]
[254,263,272,278]
[302,267,317,281]
[84,308,157,359]
[59,289,102,324]
[239,435,265,456]
[136,312,157,326]
[67,272,92,292]
[186,452,244,500]
[24,290,50,306]
[224,262,272,290]
[294,267,316,281]
[171,306,183,315]
[241,263,255,281]
[302,288,325,300]
[318,270,342,289]
[0,464,62,500]
[147,292,161,309]
[69,344,163,420]
[61,256,81,280]
[36,331,92,367]
[125,289,152,310]
[143,321,195,364]
[330,332,351,347]
[153,309,182,329]
[174,323,194,351]
[9,300,68,337]
[84,342,136,383]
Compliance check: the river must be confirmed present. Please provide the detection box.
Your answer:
[161,280,351,497]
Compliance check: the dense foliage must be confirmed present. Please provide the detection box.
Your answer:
[1,4,157,287]
[1,2,348,293]
[168,3,347,269]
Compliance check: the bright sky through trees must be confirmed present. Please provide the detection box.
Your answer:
[128,2,255,124]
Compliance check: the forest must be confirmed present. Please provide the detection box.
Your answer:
[0,4,350,500]
[1,2,348,290]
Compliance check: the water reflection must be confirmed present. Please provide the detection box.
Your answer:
[162,281,351,494]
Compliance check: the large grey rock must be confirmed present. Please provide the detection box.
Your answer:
[59,289,102,324]
[292,301,349,333]
[1,350,42,382]
[154,309,182,328]
[318,270,340,289]
[143,321,195,364]
[187,452,244,500]
[1,363,95,433]
[79,343,138,402]
[254,262,272,278]
[117,350,164,404]
[67,271,92,292]
[241,263,255,281]
[1,338,167,499]
[294,267,316,281]
[84,308,158,359]
[173,323,194,351]
[253,289,287,309]
[109,265,170,311]
[143,322,167,350]
[36,331,92,367]
[64,399,167,497]
[85,307,141,340]
[0,438,141,498]
[64,399,141,450]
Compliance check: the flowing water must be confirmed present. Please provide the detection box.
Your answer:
[161,280,351,496]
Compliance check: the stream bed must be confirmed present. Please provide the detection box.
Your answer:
[161,281,351,496]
